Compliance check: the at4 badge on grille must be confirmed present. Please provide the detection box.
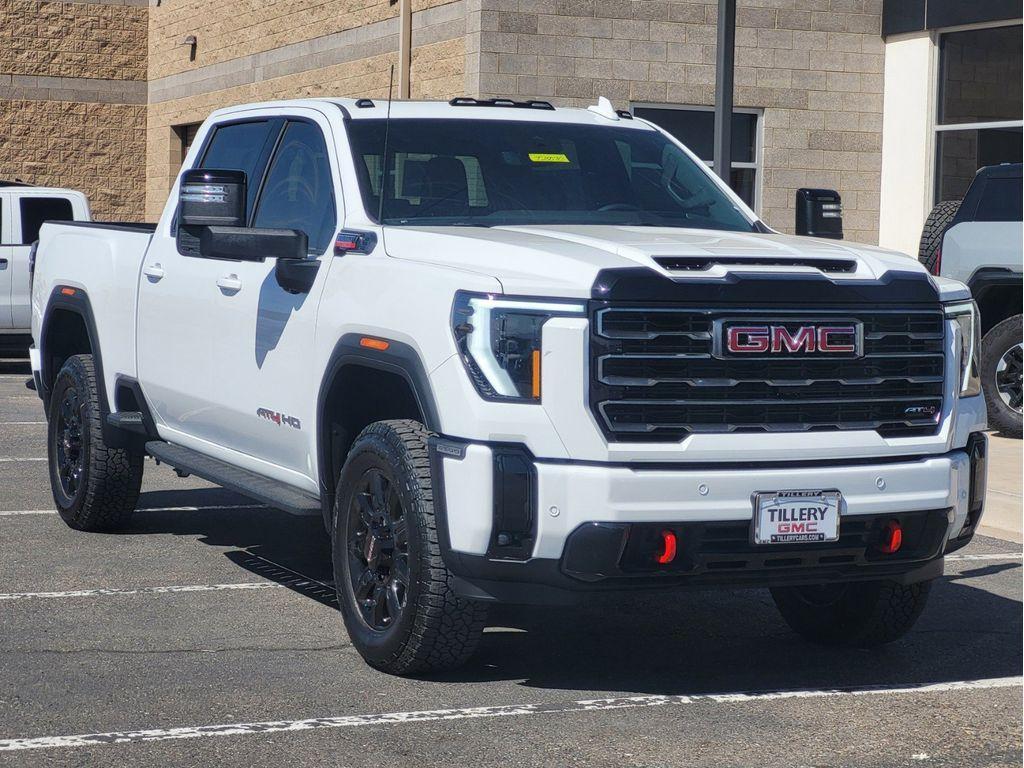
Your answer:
[713,319,863,358]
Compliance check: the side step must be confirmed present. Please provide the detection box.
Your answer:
[145,441,322,517]
[106,411,148,435]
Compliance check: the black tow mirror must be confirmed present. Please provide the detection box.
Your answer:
[200,226,307,262]
[795,188,843,240]
[179,169,246,227]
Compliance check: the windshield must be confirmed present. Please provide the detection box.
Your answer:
[346,118,756,231]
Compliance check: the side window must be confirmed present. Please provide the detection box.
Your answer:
[252,121,337,252]
[199,120,277,218]
[974,177,1023,223]
[19,197,73,244]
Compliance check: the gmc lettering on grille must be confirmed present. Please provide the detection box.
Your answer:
[725,324,859,354]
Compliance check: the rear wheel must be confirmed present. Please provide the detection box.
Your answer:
[47,354,143,531]
[981,315,1023,438]
[771,580,931,647]
[917,200,961,274]
[332,419,487,675]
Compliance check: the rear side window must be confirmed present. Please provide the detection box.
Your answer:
[974,177,1023,222]
[200,120,278,218]
[19,197,74,244]
[252,121,337,252]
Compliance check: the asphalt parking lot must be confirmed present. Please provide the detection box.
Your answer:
[0,359,1021,767]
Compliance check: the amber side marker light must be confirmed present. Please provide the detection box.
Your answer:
[60,287,76,296]
[531,349,542,399]
[359,337,390,351]
[655,530,677,564]
[878,520,903,554]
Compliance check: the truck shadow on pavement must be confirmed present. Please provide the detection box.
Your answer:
[128,487,1023,697]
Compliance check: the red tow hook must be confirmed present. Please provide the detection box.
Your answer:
[655,530,677,564]
[879,520,903,554]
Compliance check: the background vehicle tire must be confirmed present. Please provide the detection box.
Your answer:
[770,580,931,647]
[47,354,143,531]
[332,419,488,675]
[981,315,1023,438]
[917,200,961,274]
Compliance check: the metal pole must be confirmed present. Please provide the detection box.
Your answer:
[713,0,736,185]
[398,0,412,99]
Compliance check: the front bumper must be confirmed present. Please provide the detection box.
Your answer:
[430,434,987,605]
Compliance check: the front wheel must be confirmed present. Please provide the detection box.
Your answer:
[771,580,931,647]
[332,419,487,675]
[981,315,1022,438]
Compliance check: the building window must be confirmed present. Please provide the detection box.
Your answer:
[631,104,762,212]
[173,122,202,166]
[934,24,1023,202]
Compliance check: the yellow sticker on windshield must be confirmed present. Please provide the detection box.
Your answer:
[528,152,570,163]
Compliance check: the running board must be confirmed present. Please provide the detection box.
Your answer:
[145,441,322,517]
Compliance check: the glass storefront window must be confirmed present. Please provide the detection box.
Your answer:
[934,24,1024,202]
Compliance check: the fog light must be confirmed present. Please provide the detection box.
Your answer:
[655,530,677,564]
[879,520,903,554]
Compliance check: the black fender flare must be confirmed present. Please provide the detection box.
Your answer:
[39,286,106,410]
[315,333,441,521]
[967,267,1022,302]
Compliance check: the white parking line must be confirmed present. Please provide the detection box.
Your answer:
[946,552,1022,561]
[1,421,45,425]
[0,582,282,601]
[0,457,45,462]
[0,676,1018,752]
[0,504,268,516]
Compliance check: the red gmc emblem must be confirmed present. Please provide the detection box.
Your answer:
[723,324,860,355]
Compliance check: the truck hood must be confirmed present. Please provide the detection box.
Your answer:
[382,225,929,297]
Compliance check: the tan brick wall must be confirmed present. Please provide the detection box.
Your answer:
[0,100,147,219]
[1,0,149,221]
[475,0,884,244]
[146,35,466,218]
[149,0,459,81]
[1,0,147,80]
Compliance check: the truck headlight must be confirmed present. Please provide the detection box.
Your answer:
[946,301,981,398]
[452,292,586,402]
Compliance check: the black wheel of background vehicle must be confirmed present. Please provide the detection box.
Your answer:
[917,200,961,273]
[770,580,931,647]
[332,419,488,675]
[47,354,144,531]
[981,315,1023,438]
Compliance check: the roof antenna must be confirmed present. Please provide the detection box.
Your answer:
[377,64,395,226]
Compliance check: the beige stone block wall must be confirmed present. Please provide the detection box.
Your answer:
[1,0,149,220]
[145,36,466,219]
[474,0,885,244]
[0,99,147,219]
[149,0,460,81]
[1,0,148,80]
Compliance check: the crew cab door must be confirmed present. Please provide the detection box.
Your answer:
[137,111,339,490]
[10,194,77,329]
[0,193,12,328]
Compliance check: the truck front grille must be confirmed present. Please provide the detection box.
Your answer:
[590,304,946,442]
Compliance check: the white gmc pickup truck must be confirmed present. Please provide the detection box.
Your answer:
[31,97,988,675]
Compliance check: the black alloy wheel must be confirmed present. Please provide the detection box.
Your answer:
[54,388,85,502]
[345,468,410,631]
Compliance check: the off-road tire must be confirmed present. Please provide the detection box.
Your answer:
[981,315,1023,438]
[47,354,144,531]
[332,419,488,675]
[917,200,961,273]
[771,580,932,647]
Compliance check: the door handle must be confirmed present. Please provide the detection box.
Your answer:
[0,258,8,269]
[216,274,242,292]
[143,263,165,280]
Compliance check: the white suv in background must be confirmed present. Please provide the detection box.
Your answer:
[0,183,89,354]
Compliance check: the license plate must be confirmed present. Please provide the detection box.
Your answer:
[753,490,841,545]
